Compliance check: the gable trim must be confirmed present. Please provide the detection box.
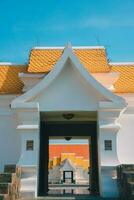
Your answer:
[11,46,127,108]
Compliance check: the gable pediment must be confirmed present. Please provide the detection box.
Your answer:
[32,58,107,111]
[60,158,76,171]
[11,45,126,110]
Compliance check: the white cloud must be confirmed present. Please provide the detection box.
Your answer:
[81,16,134,29]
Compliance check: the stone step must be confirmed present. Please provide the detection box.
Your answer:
[19,166,37,199]
[0,173,12,183]
[19,197,119,200]
[0,183,8,194]
[117,164,134,199]
[21,166,37,178]
[0,195,4,200]
[0,194,9,200]
[121,164,134,171]
[21,177,36,188]
[127,174,134,183]
[20,189,35,199]
[4,165,16,173]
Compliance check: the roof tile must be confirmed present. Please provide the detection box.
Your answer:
[28,48,110,73]
[0,47,134,94]
[111,65,134,93]
[0,65,27,94]
[49,144,89,160]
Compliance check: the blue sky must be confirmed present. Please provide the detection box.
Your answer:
[0,0,134,63]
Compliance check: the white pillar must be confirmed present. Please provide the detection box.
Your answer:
[14,104,40,197]
[16,107,40,166]
[98,102,126,198]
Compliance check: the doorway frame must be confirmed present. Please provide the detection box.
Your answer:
[63,171,74,183]
[38,121,99,196]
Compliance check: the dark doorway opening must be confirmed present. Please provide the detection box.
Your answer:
[63,171,73,183]
[38,121,99,196]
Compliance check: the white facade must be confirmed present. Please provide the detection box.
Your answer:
[0,45,133,198]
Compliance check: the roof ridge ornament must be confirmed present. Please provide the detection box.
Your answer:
[66,42,72,49]
[62,42,73,54]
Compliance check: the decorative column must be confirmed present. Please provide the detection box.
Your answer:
[15,103,40,166]
[12,102,40,197]
[98,101,126,198]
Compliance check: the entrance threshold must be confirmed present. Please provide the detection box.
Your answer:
[48,186,90,195]
[35,196,119,200]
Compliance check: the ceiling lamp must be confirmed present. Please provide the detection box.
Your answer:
[64,137,72,141]
[62,113,74,120]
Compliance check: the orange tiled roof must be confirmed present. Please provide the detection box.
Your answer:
[49,144,89,160]
[0,47,134,94]
[0,65,27,94]
[111,64,134,93]
[28,48,110,73]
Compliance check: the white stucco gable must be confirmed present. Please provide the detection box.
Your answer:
[11,44,126,111]
[60,158,76,172]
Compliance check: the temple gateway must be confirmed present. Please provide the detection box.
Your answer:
[0,44,134,198]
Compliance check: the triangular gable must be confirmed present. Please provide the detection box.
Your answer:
[11,45,126,109]
[59,158,76,171]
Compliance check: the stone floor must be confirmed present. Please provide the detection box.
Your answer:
[36,197,119,200]
[48,185,90,195]
[46,185,119,199]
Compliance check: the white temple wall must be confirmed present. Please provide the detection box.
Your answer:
[0,96,21,171]
[117,93,134,164]
[117,110,134,164]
